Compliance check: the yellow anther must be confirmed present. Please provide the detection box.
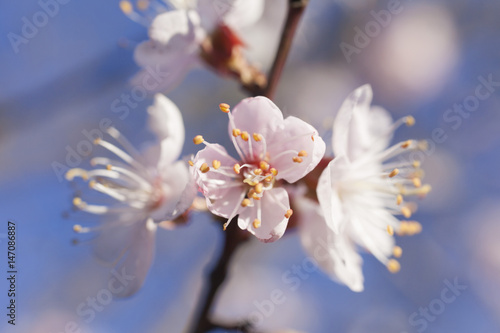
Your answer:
[270,168,278,176]
[311,135,315,141]
[397,221,422,236]
[393,246,403,258]
[241,131,249,141]
[119,1,133,14]
[298,150,308,157]
[244,179,259,186]
[219,103,230,113]
[255,183,263,194]
[188,160,194,166]
[292,156,303,163]
[264,175,273,182]
[193,135,204,145]
[412,160,421,168]
[285,209,293,219]
[387,225,394,236]
[254,168,263,175]
[389,168,399,178]
[136,0,149,10]
[241,198,251,207]
[232,128,241,137]
[252,192,261,200]
[106,164,113,170]
[253,219,261,229]
[233,163,241,174]
[259,161,269,171]
[73,224,83,233]
[396,194,403,205]
[418,140,429,150]
[93,137,101,145]
[387,259,401,273]
[212,160,221,170]
[401,206,412,219]
[412,177,422,188]
[73,197,82,207]
[401,140,412,149]
[89,180,96,189]
[223,222,228,231]
[405,116,415,127]
[253,133,262,142]
[200,163,210,173]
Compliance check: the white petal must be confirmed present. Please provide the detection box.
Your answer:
[148,94,185,165]
[316,156,347,234]
[149,10,203,47]
[112,218,157,297]
[297,198,364,292]
[196,0,264,32]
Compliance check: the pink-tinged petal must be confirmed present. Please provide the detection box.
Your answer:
[148,94,185,165]
[112,218,157,297]
[191,143,244,218]
[150,160,195,221]
[229,96,284,161]
[268,116,325,184]
[316,156,348,234]
[238,187,290,243]
[297,198,364,292]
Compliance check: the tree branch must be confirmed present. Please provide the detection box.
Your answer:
[261,0,309,99]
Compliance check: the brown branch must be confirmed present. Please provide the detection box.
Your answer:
[189,219,249,333]
[260,0,310,99]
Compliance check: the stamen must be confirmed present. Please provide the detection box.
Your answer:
[412,178,422,188]
[188,160,194,166]
[232,128,241,137]
[200,163,210,173]
[389,168,399,178]
[298,150,308,157]
[212,160,221,170]
[233,164,241,174]
[397,221,422,236]
[255,183,263,194]
[120,1,133,14]
[193,135,204,145]
[73,224,83,233]
[259,161,269,171]
[393,246,403,258]
[401,206,412,218]
[405,116,415,127]
[136,0,149,10]
[292,156,303,163]
[219,103,230,113]
[396,194,403,205]
[241,131,249,141]
[253,219,261,229]
[253,133,262,142]
[387,225,394,236]
[387,259,401,273]
[270,168,278,176]
[285,209,293,219]
[254,168,263,175]
[412,161,421,168]
[241,198,251,207]
[65,168,89,181]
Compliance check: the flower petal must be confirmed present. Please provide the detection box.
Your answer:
[268,116,325,184]
[297,198,364,292]
[191,143,244,218]
[149,10,203,47]
[238,187,290,243]
[196,0,265,32]
[112,218,157,297]
[316,156,348,234]
[148,94,185,165]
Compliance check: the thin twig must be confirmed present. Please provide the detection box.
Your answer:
[261,0,310,99]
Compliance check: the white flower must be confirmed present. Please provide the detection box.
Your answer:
[121,0,265,92]
[66,94,194,296]
[300,85,430,291]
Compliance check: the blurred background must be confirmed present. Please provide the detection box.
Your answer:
[1,0,499,332]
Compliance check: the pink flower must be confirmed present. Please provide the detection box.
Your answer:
[191,97,325,242]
